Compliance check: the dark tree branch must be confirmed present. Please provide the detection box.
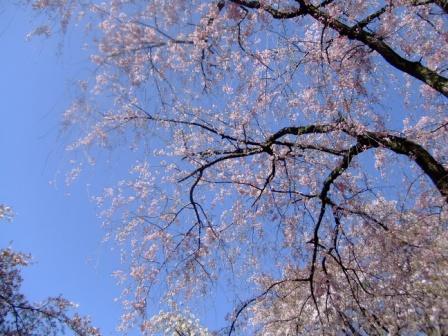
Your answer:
[265,123,448,200]
[354,131,448,200]
[296,0,448,97]
[231,0,448,97]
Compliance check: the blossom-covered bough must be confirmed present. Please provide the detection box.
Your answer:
[29,0,447,334]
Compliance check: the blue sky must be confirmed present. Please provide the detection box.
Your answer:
[0,5,125,335]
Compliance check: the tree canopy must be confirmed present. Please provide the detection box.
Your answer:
[26,0,448,334]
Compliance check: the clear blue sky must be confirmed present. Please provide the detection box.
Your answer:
[0,5,126,335]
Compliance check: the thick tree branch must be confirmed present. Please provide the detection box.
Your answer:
[296,0,448,97]
[135,106,447,201]
[355,132,448,200]
[266,123,448,200]
[236,0,448,96]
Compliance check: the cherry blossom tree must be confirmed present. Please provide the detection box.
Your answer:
[27,0,447,335]
[0,247,100,336]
